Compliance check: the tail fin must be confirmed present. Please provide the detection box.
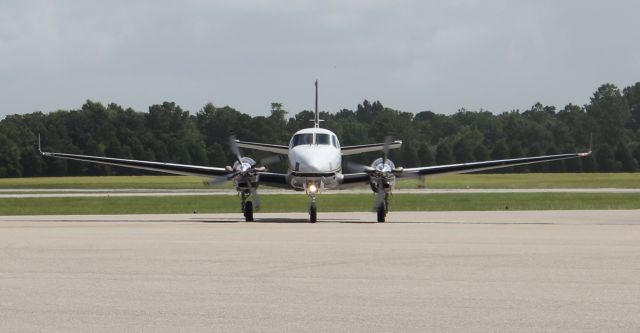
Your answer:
[309,80,324,128]
[314,80,319,128]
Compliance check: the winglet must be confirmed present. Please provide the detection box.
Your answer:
[579,133,593,157]
[37,133,43,154]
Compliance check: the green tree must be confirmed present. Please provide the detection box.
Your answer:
[473,144,490,161]
[0,133,22,177]
[586,84,631,146]
[614,143,637,172]
[491,140,509,160]
[595,144,615,172]
[418,143,434,166]
[435,142,454,165]
[623,82,640,131]
[453,138,475,163]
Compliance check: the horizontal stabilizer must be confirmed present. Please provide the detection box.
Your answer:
[235,140,289,155]
[341,140,402,156]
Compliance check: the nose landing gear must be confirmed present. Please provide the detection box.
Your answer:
[306,179,321,223]
[309,200,317,223]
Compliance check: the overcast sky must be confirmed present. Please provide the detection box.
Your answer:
[1,0,639,118]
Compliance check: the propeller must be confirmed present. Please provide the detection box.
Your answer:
[382,135,392,166]
[374,181,386,210]
[215,135,283,209]
[249,186,260,209]
[345,160,369,173]
[345,136,395,174]
[227,135,259,207]
[373,136,396,211]
[256,154,282,168]
[229,135,244,165]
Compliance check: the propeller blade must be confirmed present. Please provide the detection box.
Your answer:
[205,174,235,186]
[374,183,386,210]
[229,135,243,164]
[346,160,369,173]
[249,185,260,209]
[257,154,282,167]
[382,135,392,165]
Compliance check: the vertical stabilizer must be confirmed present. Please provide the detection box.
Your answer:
[314,80,319,128]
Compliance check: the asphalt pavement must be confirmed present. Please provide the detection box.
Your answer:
[1,211,639,332]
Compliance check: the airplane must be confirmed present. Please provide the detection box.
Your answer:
[39,81,592,222]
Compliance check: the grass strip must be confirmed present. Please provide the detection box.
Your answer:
[1,173,639,190]
[1,193,639,215]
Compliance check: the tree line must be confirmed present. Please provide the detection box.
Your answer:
[0,82,639,178]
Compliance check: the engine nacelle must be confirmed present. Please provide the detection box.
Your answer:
[229,157,259,192]
[368,158,396,193]
[232,157,256,173]
[370,157,395,173]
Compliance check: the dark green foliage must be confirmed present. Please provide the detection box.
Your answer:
[436,142,454,165]
[418,143,435,166]
[0,82,639,177]
[0,133,22,177]
[473,144,490,162]
[615,143,637,172]
[586,84,631,146]
[596,144,616,172]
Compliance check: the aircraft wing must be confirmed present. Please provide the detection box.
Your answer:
[41,146,292,188]
[339,172,371,187]
[256,172,290,189]
[235,139,289,155]
[41,150,232,178]
[339,151,591,187]
[400,151,591,178]
[341,140,402,156]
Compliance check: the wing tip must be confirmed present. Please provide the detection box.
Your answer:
[578,150,592,157]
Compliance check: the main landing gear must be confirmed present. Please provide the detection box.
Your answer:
[241,192,254,222]
[376,192,390,223]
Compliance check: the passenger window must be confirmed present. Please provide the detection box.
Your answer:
[292,134,313,147]
[316,134,330,145]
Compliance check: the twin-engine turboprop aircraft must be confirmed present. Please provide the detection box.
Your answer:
[40,82,591,222]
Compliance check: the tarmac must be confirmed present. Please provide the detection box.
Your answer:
[1,210,640,332]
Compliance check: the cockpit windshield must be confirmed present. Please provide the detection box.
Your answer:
[292,133,313,147]
[316,134,330,145]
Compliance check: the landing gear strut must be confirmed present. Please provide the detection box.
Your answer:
[241,192,254,222]
[309,201,317,223]
[376,193,389,223]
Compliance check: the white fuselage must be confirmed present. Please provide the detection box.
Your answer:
[287,127,342,191]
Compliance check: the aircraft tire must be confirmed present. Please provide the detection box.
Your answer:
[309,203,317,223]
[377,203,386,222]
[244,201,254,222]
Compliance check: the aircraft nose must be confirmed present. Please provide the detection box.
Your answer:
[307,160,326,172]
[303,157,331,173]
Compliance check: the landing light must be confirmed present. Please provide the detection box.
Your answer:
[308,183,318,194]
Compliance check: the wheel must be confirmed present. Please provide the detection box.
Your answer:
[309,203,317,223]
[244,201,254,222]
[377,203,386,222]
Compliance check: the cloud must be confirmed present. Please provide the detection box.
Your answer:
[0,0,639,117]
